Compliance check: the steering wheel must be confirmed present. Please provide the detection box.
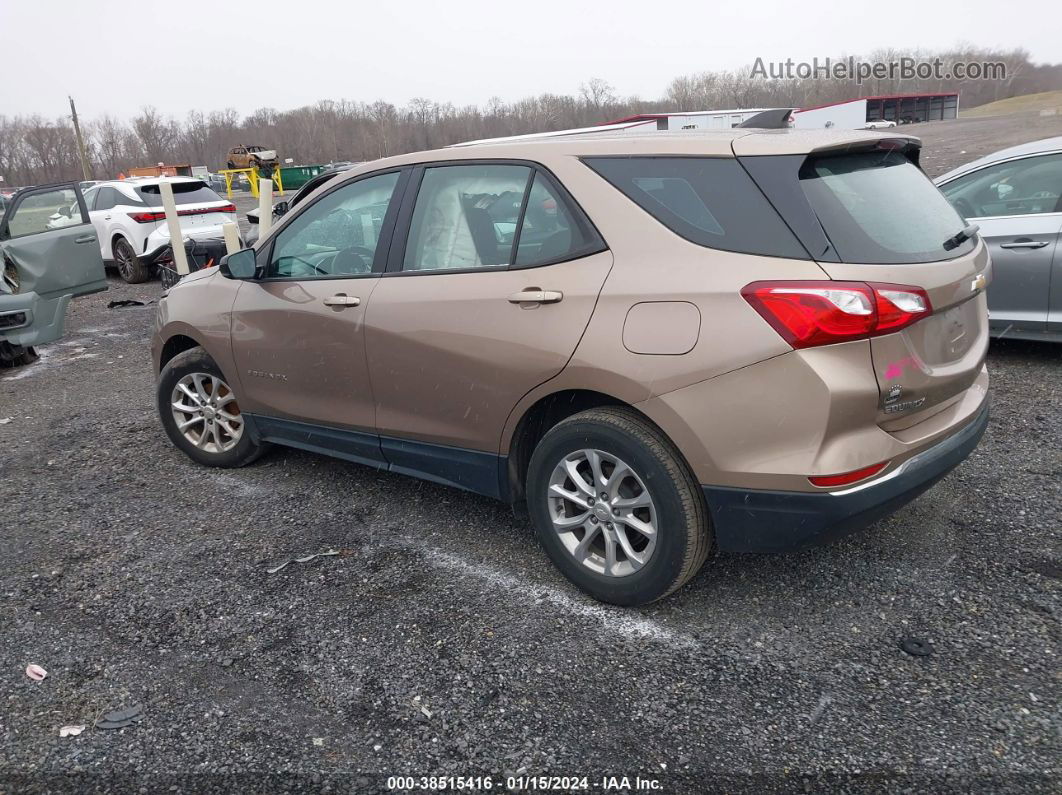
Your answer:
[331,245,377,274]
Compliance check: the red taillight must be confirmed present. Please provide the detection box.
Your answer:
[808,461,889,488]
[129,204,235,223]
[129,211,166,223]
[741,281,931,348]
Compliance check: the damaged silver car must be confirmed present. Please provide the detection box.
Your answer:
[0,184,107,366]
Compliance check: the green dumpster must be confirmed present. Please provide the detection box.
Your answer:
[276,165,329,190]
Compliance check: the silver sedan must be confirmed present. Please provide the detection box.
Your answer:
[936,136,1062,342]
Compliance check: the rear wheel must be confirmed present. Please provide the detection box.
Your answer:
[113,237,149,284]
[157,347,267,468]
[527,407,712,605]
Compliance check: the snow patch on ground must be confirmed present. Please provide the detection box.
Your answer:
[424,545,698,648]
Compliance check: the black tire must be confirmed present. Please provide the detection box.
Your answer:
[0,341,38,369]
[157,347,268,468]
[226,160,236,170]
[527,407,712,606]
[113,237,150,284]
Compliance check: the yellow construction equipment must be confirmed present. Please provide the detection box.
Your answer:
[217,165,285,199]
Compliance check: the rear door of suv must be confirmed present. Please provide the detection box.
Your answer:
[363,160,612,485]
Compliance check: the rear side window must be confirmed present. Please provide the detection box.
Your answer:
[95,186,143,210]
[514,172,595,267]
[404,164,530,270]
[584,156,808,259]
[800,151,973,264]
[401,164,604,272]
[136,181,222,207]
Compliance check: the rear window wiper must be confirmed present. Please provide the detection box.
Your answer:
[943,224,979,251]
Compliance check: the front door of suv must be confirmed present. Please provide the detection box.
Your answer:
[230,169,408,464]
[364,162,612,485]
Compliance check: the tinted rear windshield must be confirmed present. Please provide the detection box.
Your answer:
[136,181,223,206]
[584,157,808,259]
[799,151,974,264]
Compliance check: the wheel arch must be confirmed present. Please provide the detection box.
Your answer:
[157,332,203,373]
[111,231,133,255]
[505,388,674,506]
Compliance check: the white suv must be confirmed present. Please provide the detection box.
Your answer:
[64,178,238,283]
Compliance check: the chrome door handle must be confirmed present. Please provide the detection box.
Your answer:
[323,294,361,307]
[74,234,97,244]
[508,289,563,304]
[999,240,1048,249]
[103,215,111,221]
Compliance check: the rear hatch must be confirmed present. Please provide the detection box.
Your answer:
[135,181,237,235]
[736,134,990,431]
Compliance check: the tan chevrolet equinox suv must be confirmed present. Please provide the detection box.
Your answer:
[152,129,991,605]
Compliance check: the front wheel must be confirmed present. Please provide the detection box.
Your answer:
[527,407,712,605]
[157,347,268,468]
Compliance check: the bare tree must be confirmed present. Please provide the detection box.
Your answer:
[0,46,1057,187]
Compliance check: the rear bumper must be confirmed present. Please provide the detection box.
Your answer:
[703,398,989,553]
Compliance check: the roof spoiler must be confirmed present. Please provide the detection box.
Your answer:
[737,108,795,129]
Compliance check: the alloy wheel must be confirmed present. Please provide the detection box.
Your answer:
[114,241,134,281]
[547,448,658,577]
[170,372,244,453]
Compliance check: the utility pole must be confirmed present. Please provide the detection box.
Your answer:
[68,96,92,182]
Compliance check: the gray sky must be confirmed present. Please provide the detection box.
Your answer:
[1,0,1056,121]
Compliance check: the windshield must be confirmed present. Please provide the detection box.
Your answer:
[135,181,224,207]
[799,150,973,264]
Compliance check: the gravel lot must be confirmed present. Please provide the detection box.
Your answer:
[1,113,1060,793]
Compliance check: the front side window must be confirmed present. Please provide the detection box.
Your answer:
[268,171,399,279]
[585,156,807,259]
[940,153,1062,219]
[4,187,83,238]
[800,151,973,264]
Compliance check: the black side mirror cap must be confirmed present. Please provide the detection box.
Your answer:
[219,248,259,280]
[273,200,289,218]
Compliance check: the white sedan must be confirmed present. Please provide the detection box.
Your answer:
[864,118,898,130]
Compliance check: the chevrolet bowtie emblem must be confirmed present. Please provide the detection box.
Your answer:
[971,273,987,292]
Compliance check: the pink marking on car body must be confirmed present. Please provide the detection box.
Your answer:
[884,357,917,380]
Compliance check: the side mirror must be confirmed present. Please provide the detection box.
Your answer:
[61,205,74,217]
[273,200,289,218]
[219,248,259,280]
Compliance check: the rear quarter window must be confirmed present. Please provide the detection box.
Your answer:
[583,156,809,259]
